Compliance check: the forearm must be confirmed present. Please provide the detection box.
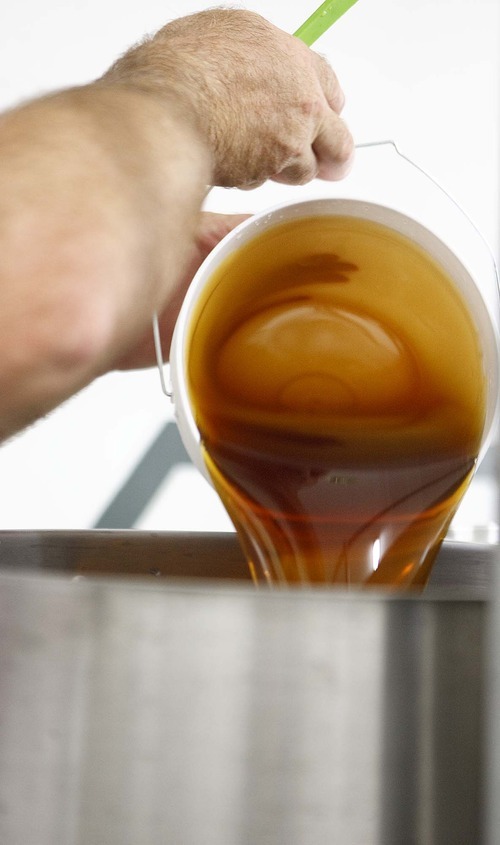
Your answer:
[0,83,210,440]
[0,8,353,441]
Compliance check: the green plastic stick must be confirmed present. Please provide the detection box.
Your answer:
[294,0,359,46]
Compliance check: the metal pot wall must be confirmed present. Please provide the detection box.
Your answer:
[0,531,494,845]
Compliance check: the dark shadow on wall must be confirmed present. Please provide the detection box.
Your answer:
[93,422,191,529]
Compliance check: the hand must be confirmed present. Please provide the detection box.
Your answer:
[114,211,250,371]
[104,9,353,188]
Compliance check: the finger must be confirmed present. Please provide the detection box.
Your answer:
[311,51,345,114]
[271,147,319,186]
[195,212,250,253]
[238,180,267,191]
[312,112,354,181]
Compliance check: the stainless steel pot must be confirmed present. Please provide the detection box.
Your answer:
[0,531,495,844]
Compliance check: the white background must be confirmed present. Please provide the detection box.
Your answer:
[0,0,498,533]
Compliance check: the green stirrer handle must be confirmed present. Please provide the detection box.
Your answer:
[294,0,360,46]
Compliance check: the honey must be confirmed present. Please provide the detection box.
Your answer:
[187,215,486,587]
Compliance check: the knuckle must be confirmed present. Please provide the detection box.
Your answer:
[300,96,324,120]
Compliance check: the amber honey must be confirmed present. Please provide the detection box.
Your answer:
[187,214,486,587]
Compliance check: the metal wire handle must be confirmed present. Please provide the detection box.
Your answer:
[153,311,172,398]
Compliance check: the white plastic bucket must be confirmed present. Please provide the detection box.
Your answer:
[169,196,499,483]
